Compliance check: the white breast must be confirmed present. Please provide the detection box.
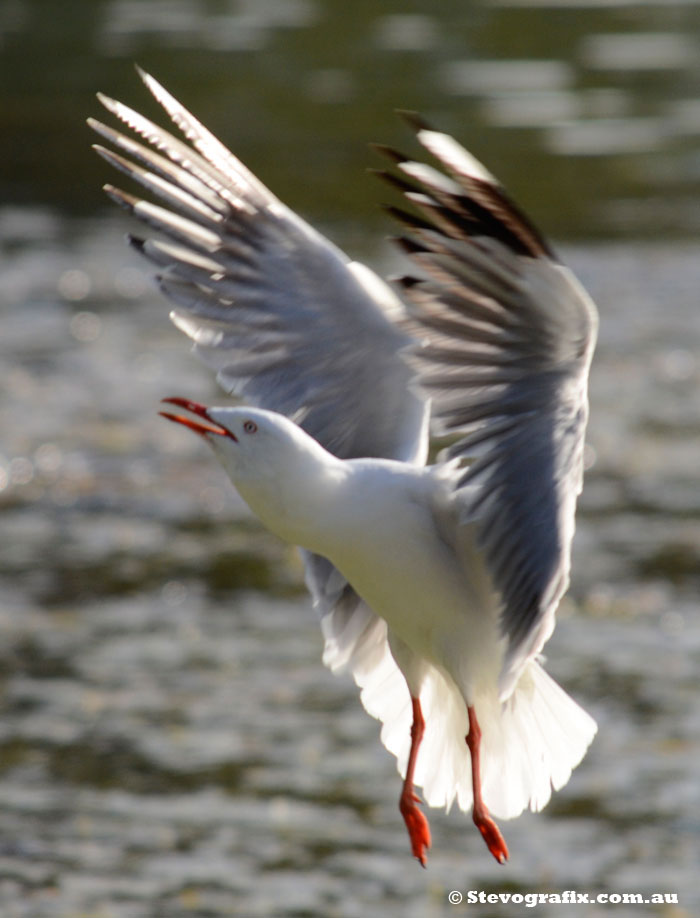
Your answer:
[322,460,503,700]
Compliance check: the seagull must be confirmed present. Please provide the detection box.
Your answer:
[89,69,598,867]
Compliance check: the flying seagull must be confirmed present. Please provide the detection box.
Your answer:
[89,69,598,867]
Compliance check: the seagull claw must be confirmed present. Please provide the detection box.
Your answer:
[473,810,509,865]
[400,795,432,867]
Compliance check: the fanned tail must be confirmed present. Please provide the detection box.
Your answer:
[322,599,596,821]
[478,660,597,819]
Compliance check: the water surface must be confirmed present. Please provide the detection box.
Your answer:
[1,2,699,915]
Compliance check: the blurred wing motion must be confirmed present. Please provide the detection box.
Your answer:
[89,68,427,465]
[90,74,597,726]
[375,118,598,695]
[89,72,428,764]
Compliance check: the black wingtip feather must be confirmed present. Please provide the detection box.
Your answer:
[394,274,422,290]
[381,204,435,232]
[371,168,422,196]
[126,233,146,254]
[103,184,138,212]
[396,109,434,133]
[394,236,426,256]
[370,143,406,165]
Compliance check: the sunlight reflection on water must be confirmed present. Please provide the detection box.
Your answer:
[1,1,699,913]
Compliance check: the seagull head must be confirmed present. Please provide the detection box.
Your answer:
[161,397,246,445]
[159,397,303,470]
[159,397,344,549]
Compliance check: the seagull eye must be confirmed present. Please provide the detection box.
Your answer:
[243,419,258,434]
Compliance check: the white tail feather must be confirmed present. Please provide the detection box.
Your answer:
[478,661,597,818]
[324,615,596,820]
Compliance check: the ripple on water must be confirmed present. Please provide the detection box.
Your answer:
[581,32,698,72]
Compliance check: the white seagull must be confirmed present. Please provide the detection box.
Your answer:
[90,69,598,867]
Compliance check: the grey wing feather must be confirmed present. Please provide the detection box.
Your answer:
[302,549,412,753]
[302,552,387,675]
[90,70,428,465]
[90,72,431,703]
[376,124,598,695]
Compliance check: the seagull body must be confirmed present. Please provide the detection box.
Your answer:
[202,409,495,694]
[91,70,599,865]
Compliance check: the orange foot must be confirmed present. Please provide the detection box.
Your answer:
[400,792,432,867]
[473,808,509,865]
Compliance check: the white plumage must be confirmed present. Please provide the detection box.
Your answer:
[91,70,598,865]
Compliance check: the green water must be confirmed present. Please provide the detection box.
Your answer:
[0,2,698,915]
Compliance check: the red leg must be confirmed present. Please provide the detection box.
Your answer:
[399,695,431,867]
[466,705,509,864]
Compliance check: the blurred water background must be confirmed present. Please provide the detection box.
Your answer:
[1,1,699,916]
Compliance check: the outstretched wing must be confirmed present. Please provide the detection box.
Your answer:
[89,69,427,465]
[90,72,432,741]
[376,118,598,696]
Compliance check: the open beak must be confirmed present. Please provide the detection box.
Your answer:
[159,397,238,441]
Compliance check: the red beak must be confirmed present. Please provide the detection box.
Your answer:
[159,397,238,441]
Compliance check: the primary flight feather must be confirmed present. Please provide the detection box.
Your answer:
[90,69,598,866]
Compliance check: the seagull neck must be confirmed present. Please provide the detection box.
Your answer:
[232,447,351,555]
